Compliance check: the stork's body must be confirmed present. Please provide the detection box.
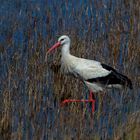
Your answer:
[61,54,132,92]
[46,35,132,112]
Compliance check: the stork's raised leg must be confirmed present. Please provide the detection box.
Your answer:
[60,91,95,113]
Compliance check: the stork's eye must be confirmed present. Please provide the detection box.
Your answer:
[60,39,64,41]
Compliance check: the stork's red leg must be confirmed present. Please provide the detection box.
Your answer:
[60,91,96,113]
[89,91,95,113]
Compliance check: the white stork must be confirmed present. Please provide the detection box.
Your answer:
[46,35,133,112]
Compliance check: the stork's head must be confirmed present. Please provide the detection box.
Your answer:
[58,35,70,46]
[46,35,70,54]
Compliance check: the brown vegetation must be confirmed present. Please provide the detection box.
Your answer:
[0,0,139,140]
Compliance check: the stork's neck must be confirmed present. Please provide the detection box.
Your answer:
[61,42,75,74]
[61,43,70,56]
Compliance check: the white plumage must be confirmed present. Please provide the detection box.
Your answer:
[61,55,111,92]
[46,35,132,109]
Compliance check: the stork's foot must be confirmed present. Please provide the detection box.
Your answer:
[60,99,71,106]
[60,91,95,113]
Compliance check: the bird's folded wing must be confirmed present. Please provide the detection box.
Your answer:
[73,60,111,80]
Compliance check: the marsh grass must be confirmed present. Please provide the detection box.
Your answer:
[0,0,139,140]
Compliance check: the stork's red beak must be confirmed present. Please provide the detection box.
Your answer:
[46,41,61,54]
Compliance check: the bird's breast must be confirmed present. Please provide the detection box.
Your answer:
[61,62,71,74]
[61,56,74,74]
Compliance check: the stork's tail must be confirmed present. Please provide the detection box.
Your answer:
[117,72,133,89]
[100,63,133,89]
[126,77,133,89]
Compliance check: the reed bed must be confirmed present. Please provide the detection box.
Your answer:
[0,0,139,140]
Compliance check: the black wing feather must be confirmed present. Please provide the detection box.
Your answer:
[87,63,133,89]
